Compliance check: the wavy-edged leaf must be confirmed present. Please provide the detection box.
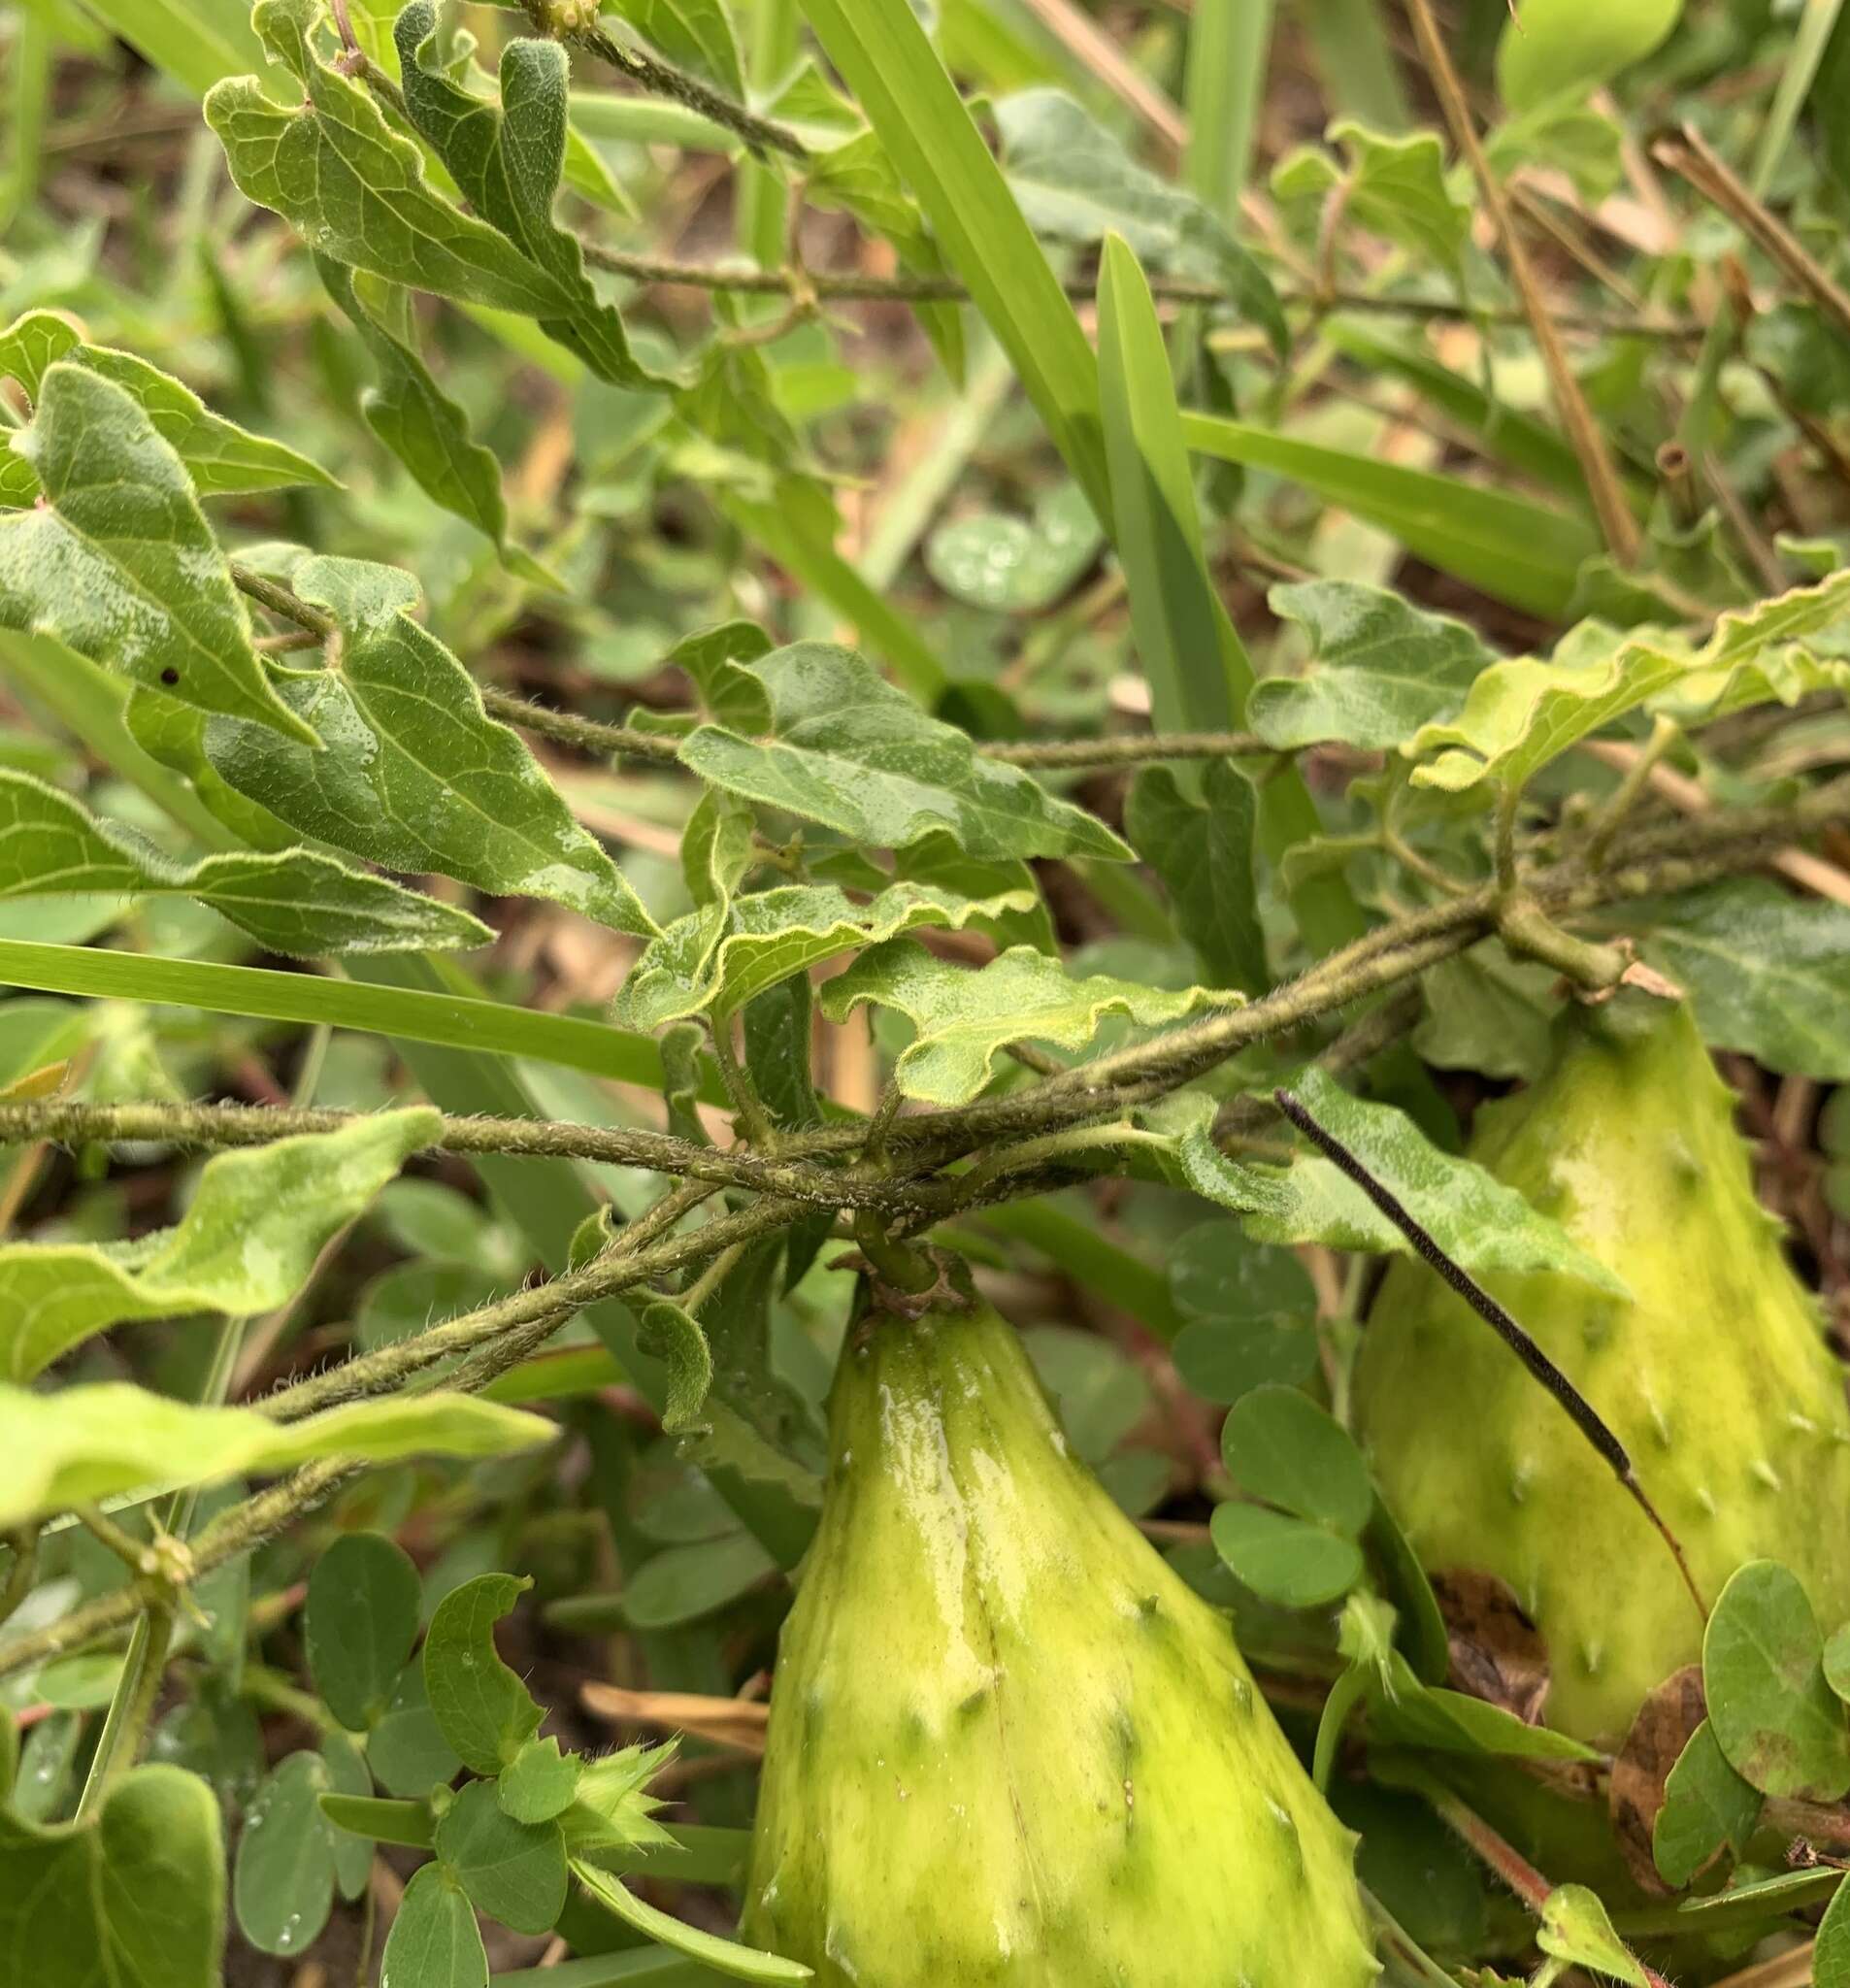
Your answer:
[1412,575,1850,791]
[315,259,533,573]
[0,770,490,956]
[0,1383,551,1527]
[1250,580,1494,750]
[1406,637,1686,794]
[0,365,316,743]
[396,4,666,389]
[202,556,654,935]
[998,88,1285,353]
[821,939,1239,1104]
[613,879,1035,1029]
[0,1109,439,1380]
[1275,121,1470,275]
[0,1765,225,1988]
[1181,410,1599,618]
[795,0,1109,520]
[1174,1066,1630,1293]
[0,311,336,507]
[206,0,571,318]
[679,643,1127,862]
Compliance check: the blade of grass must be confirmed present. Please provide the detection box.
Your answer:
[1301,0,1410,130]
[1097,239,1369,956]
[1321,320,1599,502]
[0,938,722,1097]
[796,0,1111,523]
[1180,410,1597,617]
[1184,0,1272,216]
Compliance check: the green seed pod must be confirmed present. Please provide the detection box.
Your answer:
[1356,996,1850,1748]
[743,1275,1379,1986]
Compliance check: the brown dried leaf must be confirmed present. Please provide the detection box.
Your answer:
[1433,1568,1552,1725]
[579,1680,768,1756]
[1609,1663,1708,1895]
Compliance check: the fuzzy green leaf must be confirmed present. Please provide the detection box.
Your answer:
[923,484,1100,614]
[202,556,654,934]
[0,1109,439,1380]
[0,1766,225,1988]
[613,880,1036,1029]
[1249,580,1494,750]
[821,940,1239,1104]
[636,1298,715,1435]
[396,3,667,388]
[606,0,743,96]
[678,644,1129,863]
[315,259,527,570]
[499,1738,581,1826]
[206,0,570,317]
[1536,1885,1648,1983]
[0,770,490,955]
[0,310,336,505]
[0,365,316,744]
[1278,122,1470,274]
[1627,880,1850,1081]
[0,1383,551,1526]
[1175,1067,1630,1294]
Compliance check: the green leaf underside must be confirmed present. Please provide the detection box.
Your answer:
[202,556,654,934]
[1177,1067,1630,1294]
[613,879,1037,1028]
[0,1110,439,1380]
[822,940,1242,1105]
[206,0,572,318]
[0,1383,551,1527]
[0,309,336,505]
[678,645,1128,863]
[0,365,314,743]
[0,770,489,955]
[396,3,666,390]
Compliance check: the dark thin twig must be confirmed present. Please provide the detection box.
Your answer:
[1272,1086,1709,1625]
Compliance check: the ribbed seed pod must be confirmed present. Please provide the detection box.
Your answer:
[743,1276,1379,1986]
[1356,996,1850,1748]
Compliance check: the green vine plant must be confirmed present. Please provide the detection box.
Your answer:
[3,0,1850,1978]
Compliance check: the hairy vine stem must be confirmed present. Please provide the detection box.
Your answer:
[576,244,1705,339]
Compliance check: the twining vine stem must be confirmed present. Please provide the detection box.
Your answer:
[2,779,1843,1678]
